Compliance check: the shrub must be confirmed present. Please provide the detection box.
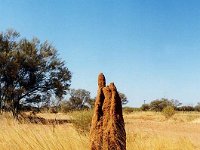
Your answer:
[150,98,173,112]
[69,110,93,133]
[195,106,200,112]
[123,107,140,114]
[194,103,200,112]
[162,106,175,119]
[141,104,150,111]
[176,106,195,111]
[60,102,72,113]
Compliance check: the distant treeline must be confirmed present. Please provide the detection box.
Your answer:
[141,98,200,112]
[3,97,199,115]
[123,98,200,113]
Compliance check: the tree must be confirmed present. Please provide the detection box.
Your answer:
[171,99,182,108]
[141,104,150,111]
[176,105,195,111]
[194,103,200,111]
[87,97,96,108]
[119,92,128,105]
[149,98,173,112]
[0,29,72,117]
[63,89,91,110]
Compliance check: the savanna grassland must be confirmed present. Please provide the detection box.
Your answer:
[0,111,200,150]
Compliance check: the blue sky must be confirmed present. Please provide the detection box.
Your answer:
[1,0,200,107]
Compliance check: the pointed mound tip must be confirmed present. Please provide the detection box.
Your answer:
[98,73,106,88]
[109,82,117,91]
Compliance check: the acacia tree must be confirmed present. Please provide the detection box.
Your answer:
[0,30,72,117]
[68,89,91,109]
[61,89,91,111]
[149,98,174,111]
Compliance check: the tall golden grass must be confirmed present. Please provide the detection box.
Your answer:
[0,111,199,150]
[0,113,88,150]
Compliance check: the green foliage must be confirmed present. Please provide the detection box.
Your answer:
[150,98,173,112]
[162,106,175,119]
[0,29,71,117]
[171,99,182,108]
[141,104,150,111]
[60,101,72,113]
[142,98,197,112]
[176,106,195,111]
[63,89,91,111]
[70,110,93,133]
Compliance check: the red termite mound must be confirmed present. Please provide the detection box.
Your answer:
[90,73,126,150]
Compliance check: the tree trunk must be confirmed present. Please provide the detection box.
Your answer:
[0,100,2,115]
[12,100,19,119]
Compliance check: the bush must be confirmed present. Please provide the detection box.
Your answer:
[176,106,195,111]
[150,98,173,112]
[69,110,93,133]
[123,107,140,114]
[60,102,72,113]
[141,104,150,111]
[162,106,175,119]
[194,103,200,112]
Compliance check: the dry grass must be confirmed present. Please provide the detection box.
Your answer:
[0,111,200,150]
[125,111,200,150]
[0,113,88,150]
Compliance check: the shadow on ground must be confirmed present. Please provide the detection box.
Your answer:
[18,113,72,125]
